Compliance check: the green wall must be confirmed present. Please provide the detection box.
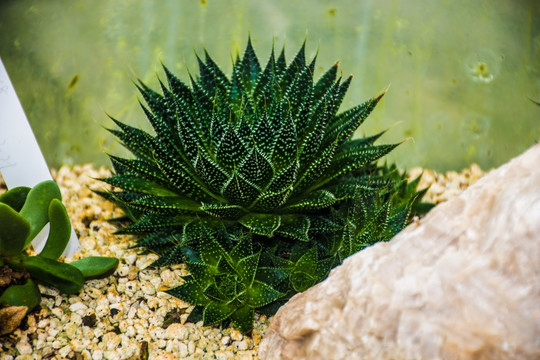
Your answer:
[1,0,539,171]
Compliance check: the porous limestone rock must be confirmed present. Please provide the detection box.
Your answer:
[260,144,540,360]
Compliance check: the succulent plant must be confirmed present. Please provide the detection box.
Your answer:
[0,180,119,313]
[101,38,430,332]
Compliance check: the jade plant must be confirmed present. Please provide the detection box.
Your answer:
[0,180,118,311]
[99,38,431,332]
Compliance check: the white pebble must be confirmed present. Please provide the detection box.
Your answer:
[188,340,196,354]
[51,307,63,318]
[16,341,32,354]
[59,345,71,357]
[103,350,120,360]
[116,263,130,277]
[236,339,249,351]
[37,319,50,328]
[141,282,156,295]
[86,287,102,299]
[103,332,121,351]
[125,253,137,265]
[178,341,189,357]
[230,329,243,341]
[69,302,88,313]
[135,322,148,336]
[150,326,166,340]
[70,312,83,325]
[127,306,137,319]
[107,291,121,304]
[125,325,136,337]
[94,328,105,338]
[215,351,235,360]
[47,327,59,338]
[221,336,230,345]
[166,323,188,340]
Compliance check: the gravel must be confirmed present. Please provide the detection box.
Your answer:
[0,163,483,359]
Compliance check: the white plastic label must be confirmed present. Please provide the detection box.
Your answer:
[0,57,80,256]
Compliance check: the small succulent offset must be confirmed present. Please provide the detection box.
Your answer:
[101,38,431,332]
[0,180,118,312]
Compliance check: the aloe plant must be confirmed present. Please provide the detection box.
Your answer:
[0,180,118,312]
[101,38,431,332]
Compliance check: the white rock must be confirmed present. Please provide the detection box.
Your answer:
[15,341,32,355]
[116,264,129,277]
[69,302,88,313]
[215,351,235,360]
[124,253,138,265]
[260,144,540,360]
[187,340,196,354]
[178,341,189,357]
[59,345,71,357]
[236,339,249,351]
[103,332,122,351]
[103,350,120,360]
[221,336,230,346]
[92,349,104,360]
[141,282,156,295]
[150,326,166,340]
[166,323,189,340]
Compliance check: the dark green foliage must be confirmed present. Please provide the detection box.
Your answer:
[0,180,119,313]
[102,39,431,332]
[166,232,285,333]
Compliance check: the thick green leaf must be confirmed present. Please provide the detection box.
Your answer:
[255,267,288,287]
[39,199,71,260]
[107,116,155,162]
[290,271,316,292]
[229,235,253,265]
[235,251,260,286]
[99,175,178,197]
[294,246,318,275]
[313,63,338,101]
[0,279,41,310]
[199,234,224,268]
[19,180,62,248]
[240,37,261,90]
[285,189,339,212]
[185,261,216,288]
[0,203,29,256]
[129,195,202,213]
[69,257,119,280]
[239,213,281,237]
[194,151,230,196]
[271,114,297,171]
[216,126,247,172]
[246,280,284,307]
[203,301,236,326]
[221,172,260,206]
[275,214,311,242]
[9,256,84,295]
[230,305,255,333]
[237,148,274,188]
[166,281,210,306]
[0,186,30,212]
[315,143,400,189]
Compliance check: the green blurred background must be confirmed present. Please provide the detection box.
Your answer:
[0,0,539,171]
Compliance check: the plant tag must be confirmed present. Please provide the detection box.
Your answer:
[0,57,80,256]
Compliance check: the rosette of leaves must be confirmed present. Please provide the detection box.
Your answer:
[0,180,119,314]
[166,229,287,332]
[100,38,430,332]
